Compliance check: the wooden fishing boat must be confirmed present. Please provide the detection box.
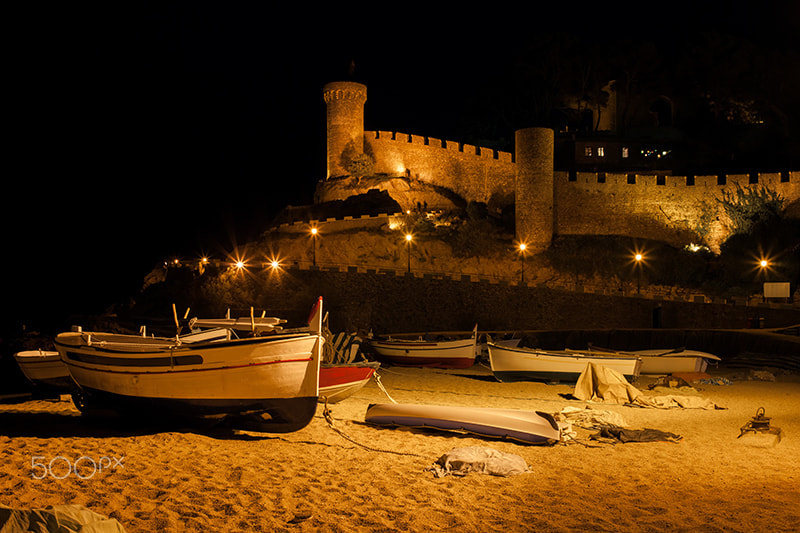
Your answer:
[318,328,379,403]
[487,342,641,383]
[365,403,561,445]
[368,325,478,369]
[13,350,74,393]
[54,298,325,432]
[320,361,380,403]
[585,345,721,374]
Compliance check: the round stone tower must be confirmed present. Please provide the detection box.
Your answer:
[515,127,555,251]
[322,81,368,179]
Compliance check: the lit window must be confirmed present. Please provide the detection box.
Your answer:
[622,147,629,158]
[584,147,592,157]
[597,147,605,157]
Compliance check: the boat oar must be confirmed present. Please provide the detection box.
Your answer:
[172,303,182,343]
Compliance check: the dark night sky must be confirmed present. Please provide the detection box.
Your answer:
[4,2,798,333]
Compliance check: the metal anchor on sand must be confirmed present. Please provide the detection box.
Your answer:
[738,407,782,442]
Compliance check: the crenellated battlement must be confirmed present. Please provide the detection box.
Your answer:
[369,130,514,162]
[562,171,797,189]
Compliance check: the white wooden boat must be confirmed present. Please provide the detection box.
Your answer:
[365,403,561,445]
[368,325,478,369]
[487,342,641,383]
[629,348,720,374]
[54,298,325,432]
[585,345,721,374]
[13,350,74,393]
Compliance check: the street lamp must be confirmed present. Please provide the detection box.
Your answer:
[757,257,770,302]
[405,233,413,273]
[634,252,644,294]
[310,227,319,267]
[518,243,527,284]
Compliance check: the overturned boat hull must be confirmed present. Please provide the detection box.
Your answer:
[365,403,560,445]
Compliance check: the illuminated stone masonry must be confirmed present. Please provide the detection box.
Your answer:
[317,81,799,252]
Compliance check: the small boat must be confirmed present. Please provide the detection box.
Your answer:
[320,361,381,403]
[319,326,380,403]
[365,403,561,445]
[54,298,325,432]
[13,350,74,394]
[586,345,721,374]
[368,325,478,369]
[487,342,641,383]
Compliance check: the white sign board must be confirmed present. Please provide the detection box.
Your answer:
[763,282,791,299]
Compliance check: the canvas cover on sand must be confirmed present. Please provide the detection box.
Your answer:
[573,363,641,404]
[0,504,126,533]
[425,446,529,478]
[573,363,724,410]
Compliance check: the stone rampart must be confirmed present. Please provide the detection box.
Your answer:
[555,171,799,249]
[365,130,516,208]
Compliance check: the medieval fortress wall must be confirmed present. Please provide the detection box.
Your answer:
[320,81,799,251]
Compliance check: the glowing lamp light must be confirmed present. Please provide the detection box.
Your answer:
[635,253,643,262]
[519,243,527,252]
[271,260,280,270]
[760,259,769,268]
[235,260,245,270]
[310,227,318,236]
[405,233,413,242]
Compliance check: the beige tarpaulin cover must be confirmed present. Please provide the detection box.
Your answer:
[574,363,641,404]
[574,363,725,410]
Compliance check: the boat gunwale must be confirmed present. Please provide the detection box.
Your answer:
[54,331,315,356]
[488,342,640,362]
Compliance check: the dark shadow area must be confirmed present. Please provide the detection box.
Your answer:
[452,373,498,383]
[357,420,553,447]
[0,410,285,441]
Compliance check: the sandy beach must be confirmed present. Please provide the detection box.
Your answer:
[1,363,798,532]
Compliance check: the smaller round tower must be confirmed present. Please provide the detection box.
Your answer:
[322,81,368,179]
[515,127,555,251]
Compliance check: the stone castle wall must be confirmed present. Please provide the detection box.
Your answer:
[319,81,799,251]
[555,171,799,248]
[365,130,516,209]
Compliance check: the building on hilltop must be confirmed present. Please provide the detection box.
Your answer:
[317,81,799,253]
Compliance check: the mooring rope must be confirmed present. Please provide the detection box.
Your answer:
[321,398,423,457]
[373,372,398,404]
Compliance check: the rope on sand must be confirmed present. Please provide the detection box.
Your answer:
[321,398,423,457]
[373,372,398,404]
